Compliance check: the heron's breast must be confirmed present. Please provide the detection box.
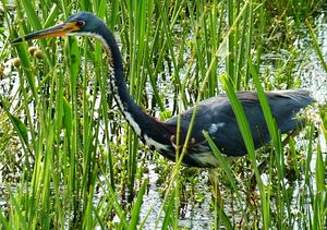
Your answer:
[143,134,171,152]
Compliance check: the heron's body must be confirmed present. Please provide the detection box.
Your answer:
[12,12,314,168]
[162,90,313,167]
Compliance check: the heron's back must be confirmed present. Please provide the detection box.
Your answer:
[163,90,314,167]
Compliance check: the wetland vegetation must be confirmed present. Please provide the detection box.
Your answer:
[0,0,326,229]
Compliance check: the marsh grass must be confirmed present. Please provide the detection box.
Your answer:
[0,0,326,229]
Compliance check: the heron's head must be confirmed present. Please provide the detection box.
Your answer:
[12,12,104,43]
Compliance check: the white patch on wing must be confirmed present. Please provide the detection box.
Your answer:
[144,134,169,151]
[208,122,225,134]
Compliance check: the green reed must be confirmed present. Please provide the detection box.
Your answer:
[0,0,326,229]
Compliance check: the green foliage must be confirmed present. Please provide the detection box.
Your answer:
[0,0,325,229]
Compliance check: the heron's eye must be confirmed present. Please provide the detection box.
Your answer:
[76,21,85,27]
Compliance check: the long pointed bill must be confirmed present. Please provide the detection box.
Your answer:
[12,22,80,44]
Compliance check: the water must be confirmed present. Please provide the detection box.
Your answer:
[0,8,326,229]
[138,15,327,229]
[140,165,213,229]
[299,13,327,104]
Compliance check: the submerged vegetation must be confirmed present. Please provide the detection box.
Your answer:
[0,0,326,229]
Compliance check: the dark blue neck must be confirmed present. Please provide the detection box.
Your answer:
[97,26,173,149]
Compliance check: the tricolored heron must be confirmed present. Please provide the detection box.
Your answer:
[12,12,314,168]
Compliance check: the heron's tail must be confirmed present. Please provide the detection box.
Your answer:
[272,89,314,133]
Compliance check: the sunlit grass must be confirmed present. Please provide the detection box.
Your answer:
[0,0,326,229]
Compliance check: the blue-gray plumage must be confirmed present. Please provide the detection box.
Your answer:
[164,90,313,167]
[12,12,314,168]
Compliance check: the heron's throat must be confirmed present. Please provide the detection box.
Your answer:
[97,30,143,137]
[97,28,172,151]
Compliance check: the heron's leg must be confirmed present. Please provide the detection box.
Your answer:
[208,169,231,226]
[282,129,298,145]
[208,169,221,199]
